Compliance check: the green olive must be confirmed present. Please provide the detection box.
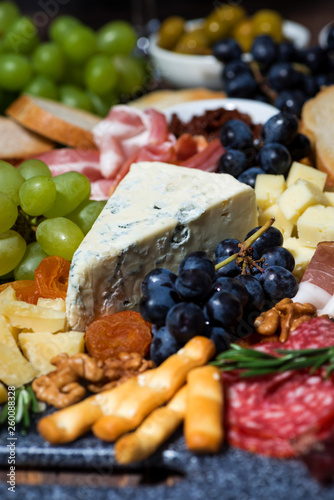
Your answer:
[158,16,185,50]
[252,9,283,42]
[232,18,254,52]
[203,12,230,44]
[174,29,210,55]
[214,4,246,30]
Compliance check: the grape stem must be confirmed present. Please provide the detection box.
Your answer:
[215,218,275,272]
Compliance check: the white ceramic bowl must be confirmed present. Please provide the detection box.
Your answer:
[149,20,311,89]
[164,98,279,125]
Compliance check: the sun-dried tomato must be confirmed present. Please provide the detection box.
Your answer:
[34,256,71,300]
[0,280,41,304]
[85,311,152,360]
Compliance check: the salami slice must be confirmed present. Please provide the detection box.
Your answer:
[224,317,334,458]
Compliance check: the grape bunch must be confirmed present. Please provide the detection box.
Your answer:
[139,224,298,365]
[0,2,147,115]
[214,31,334,116]
[218,111,311,188]
[0,159,106,281]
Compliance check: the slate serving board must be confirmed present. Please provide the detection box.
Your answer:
[1,408,334,500]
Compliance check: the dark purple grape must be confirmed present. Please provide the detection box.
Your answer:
[300,47,328,74]
[203,325,231,354]
[251,35,277,66]
[274,90,307,116]
[218,149,248,177]
[287,133,311,161]
[213,38,242,62]
[175,268,212,302]
[237,167,265,188]
[225,72,258,98]
[302,74,319,97]
[139,288,179,326]
[179,251,215,279]
[258,142,291,175]
[258,265,298,302]
[327,25,334,50]
[262,112,298,145]
[150,326,182,365]
[215,238,240,259]
[277,41,295,62]
[166,302,205,344]
[235,274,265,311]
[213,276,249,306]
[260,246,295,272]
[219,119,253,151]
[244,226,283,260]
[267,63,301,91]
[204,292,243,330]
[215,259,241,278]
[222,59,253,81]
[141,268,177,295]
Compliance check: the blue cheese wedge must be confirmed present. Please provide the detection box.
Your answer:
[66,162,258,331]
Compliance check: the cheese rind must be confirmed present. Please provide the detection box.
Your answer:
[66,162,258,331]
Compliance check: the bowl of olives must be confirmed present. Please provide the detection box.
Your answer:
[149,6,310,89]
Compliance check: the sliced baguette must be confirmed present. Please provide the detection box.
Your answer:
[302,85,334,188]
[0,116,54,160]
[7,95,101,150]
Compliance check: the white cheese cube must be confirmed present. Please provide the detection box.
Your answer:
[255,174,286,211]
[277,179,328,224]
[66,162,258,331]
[258,204,294,239]
[325,191,334,207]
[283,237,315,281]
[286,162,327,190]
[297,205,334,247]
[1,300,66,333]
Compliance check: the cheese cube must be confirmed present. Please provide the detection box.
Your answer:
[255,174,286,211]
[297,205,334,247]
[258,204,294,239]
[66,162,258,331]
[284,237,316,280]
[286,162,327,190]
[0,314,18,348]
[277,179,328,224]
[1,300,66,333]
[0,343,37,387]
[325,191,334,207]
[37,297,66,312]
[0,285,16,310]
[0,382,7,404]
[19,331,84,375]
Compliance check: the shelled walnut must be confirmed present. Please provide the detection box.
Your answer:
[32,352,155,409]
[254,298,317,342]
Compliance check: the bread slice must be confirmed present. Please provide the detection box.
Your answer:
[129,87,226,111]
[302,85,334,188]
[0,116,54,160]
[7,95,101,150]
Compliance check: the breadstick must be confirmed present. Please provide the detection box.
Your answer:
[38,336,215,444]
[93,336,215,441]
[184,365,223,453]
[114,385,187,464]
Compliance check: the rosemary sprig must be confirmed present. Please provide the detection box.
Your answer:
[0,385,46,435]
[212,344,334,379]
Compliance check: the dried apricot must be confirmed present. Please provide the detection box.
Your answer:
[85,311,152,360]
[0,280,41,304]
[35,256,71,300]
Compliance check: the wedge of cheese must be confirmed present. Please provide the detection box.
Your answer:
[66,162,258,331]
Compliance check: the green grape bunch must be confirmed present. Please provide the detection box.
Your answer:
[0,159,106,282]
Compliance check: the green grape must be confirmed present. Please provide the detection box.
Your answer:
[112,55,145,96]
[60,26,97,64]
[23,75,59,100]
[84,55,118,96]
[0,160,24,204]
[3,16,40,54]
[61,61,85,87]
[49,15,82,44]
[19,176,57,216]
[0,1,20,36]
[0,229,26,275]
[14,241,48,281]
[87,90,111,117]
[43,171,91,218]
[32,42,65,82]
[0,54,32,91]
[17,159,52,180]
[0,192,17,233]
[67,199,107,235]
[59,84,93,112]
[36,217,84,261]
[97,21,136,56]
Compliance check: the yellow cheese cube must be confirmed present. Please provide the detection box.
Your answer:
[0,285,16,309]
[19,331,85,375]
[1,300,66,333]
[255,174,286,211]
[0,314,18,347]
[286,162,327,190]
[283,237,315,281]
[0,343,37,387]
[0,382,7,404]
[325,191,334,207]
[297,205,334,247]
[277,179,328,224]
[37,297,66,312]
[258,204,294,239]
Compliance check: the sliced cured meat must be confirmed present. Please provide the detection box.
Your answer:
[32,149,101,180]
[224,317,334,459]
[180,138,224,171]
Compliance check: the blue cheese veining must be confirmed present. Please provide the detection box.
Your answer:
[66,162,258,331]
